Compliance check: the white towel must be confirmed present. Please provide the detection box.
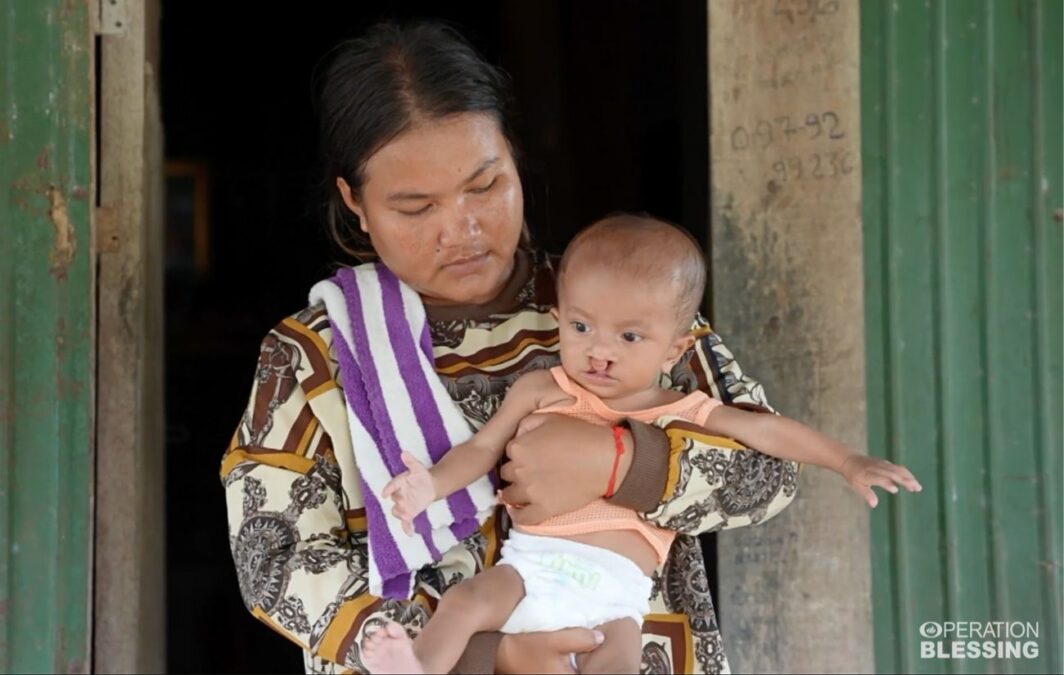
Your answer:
[310,263,496,599]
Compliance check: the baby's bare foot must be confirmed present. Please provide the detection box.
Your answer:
[361,622,425,674]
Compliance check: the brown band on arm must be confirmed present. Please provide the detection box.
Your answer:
[607,418,669,513]
[451,631,503,674]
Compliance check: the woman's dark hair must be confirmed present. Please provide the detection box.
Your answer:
[314,20,526,260]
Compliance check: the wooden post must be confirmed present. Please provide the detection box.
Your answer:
[95,0,166,670]
[708,0,872,672]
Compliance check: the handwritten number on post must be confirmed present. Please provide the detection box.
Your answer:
[823,111,844,139]
[773,0,840,23]
[730,111,845,151]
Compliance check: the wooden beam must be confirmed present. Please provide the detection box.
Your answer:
[95,0,165,670]
[709,0,873,671]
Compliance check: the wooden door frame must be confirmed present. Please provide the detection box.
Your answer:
[94,0,166,671]
[708,1,874,672]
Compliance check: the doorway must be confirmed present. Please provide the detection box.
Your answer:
[159,2,709,671]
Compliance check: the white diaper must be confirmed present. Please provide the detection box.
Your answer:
[497,530,652,634]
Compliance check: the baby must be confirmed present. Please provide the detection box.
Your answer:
[363,213,921,674]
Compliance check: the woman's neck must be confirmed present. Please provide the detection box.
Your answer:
[423,249,532,323]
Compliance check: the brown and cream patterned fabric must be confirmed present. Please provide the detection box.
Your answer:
[221,249,799,674]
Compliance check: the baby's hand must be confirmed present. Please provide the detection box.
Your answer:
[840,455,922,508]
[381,452,436,536]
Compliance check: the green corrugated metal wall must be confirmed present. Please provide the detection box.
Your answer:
[861,0,1063,673]
[0,1,94,672]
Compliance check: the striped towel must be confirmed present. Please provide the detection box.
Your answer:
[309,263,497,600]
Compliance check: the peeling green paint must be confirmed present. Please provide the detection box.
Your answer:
[0,0,93,672]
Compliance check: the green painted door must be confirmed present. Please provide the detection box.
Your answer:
[0,1,94,672]
[862,0,1062,673]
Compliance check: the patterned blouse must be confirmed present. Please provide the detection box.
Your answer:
[220,249,799,674]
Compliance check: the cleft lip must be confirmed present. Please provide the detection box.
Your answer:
[583,369,616,381]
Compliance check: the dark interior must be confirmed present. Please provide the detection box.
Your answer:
[160,2,711,671]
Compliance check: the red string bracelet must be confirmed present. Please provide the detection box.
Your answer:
[604,426,626,498]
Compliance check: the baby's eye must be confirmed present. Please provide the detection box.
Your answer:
[571,321,589,333]
[621,332,642,343]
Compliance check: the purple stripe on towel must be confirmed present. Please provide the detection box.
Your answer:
[382,570,413,601]
[417,322,486,526]
[338,268,438,549]
[362,477,412,600]
[337,268,407,478]
[330,320,409,598]
[375,267,481,530]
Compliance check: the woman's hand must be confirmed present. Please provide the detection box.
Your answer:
[498,414,632,526]
[496,628,604,674]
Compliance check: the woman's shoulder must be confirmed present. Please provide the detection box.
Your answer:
[290,303,332,334]
[268,303,333,340]
[257,303,338,379]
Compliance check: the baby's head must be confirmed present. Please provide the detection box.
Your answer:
[553,213,706,398]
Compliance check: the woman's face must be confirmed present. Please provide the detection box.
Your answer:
[339,113,525,306]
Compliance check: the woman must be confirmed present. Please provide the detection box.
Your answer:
[221,21,798,674]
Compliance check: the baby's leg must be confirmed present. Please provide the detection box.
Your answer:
[574,617,643,674]
[362,565,525,674]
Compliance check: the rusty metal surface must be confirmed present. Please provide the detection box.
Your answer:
[0,0,94,671]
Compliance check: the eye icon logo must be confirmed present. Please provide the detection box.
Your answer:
[920,622,943,639]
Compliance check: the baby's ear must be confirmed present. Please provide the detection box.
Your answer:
[676,333,696,355]
[663,334,696,372]
[549,306,560,321]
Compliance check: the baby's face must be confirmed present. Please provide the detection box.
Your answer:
[554,266,691,400]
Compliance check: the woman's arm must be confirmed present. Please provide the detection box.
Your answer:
[613,320,803,534]
[430,369,551,497]
[221,313,494,670]
[385,370,552,529]
[501,318,804,535]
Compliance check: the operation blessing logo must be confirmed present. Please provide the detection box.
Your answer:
[919,621,1040,660]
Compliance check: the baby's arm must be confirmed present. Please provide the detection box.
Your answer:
[383,369,556,531]
[429,369,554,496]
[704,406,922,507]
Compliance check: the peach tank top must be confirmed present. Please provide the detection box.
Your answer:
[517,366,720,564]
